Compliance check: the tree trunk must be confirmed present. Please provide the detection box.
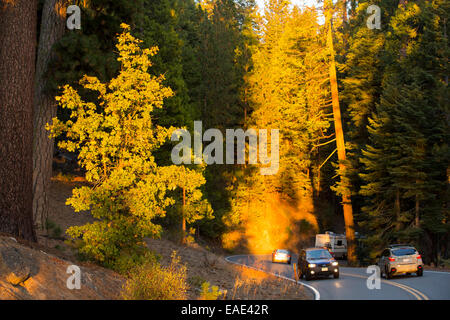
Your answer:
[181,187,186,244]
[33,0,69,230]
[415,194,420,227]
[325,0,356,264]
[395,189,400,214]
[0,0,38,242]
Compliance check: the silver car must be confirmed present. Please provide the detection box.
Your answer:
[378,245,423,279]
[271,249,292,264]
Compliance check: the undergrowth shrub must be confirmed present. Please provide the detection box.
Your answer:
[121,251,188,300]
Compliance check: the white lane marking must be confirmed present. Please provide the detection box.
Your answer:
[225,255,321,300]
[340,272,429,300]
[291,263,321,300]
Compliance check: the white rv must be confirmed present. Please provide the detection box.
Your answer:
[315,231,347,259]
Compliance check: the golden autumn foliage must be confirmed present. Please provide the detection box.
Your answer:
[48,24,211,269]
[223,2,331,252]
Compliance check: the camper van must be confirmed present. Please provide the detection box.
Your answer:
[315,231,347,259]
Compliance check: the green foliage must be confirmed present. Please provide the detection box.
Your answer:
[48,24,210,267]
[121,251,188,300]
[113,249,160,275]
[50,1,145,91]
[54,244,65,251]
[188,275,207,288]
[45,218,56,231]
[357,1,449,261]
[139,0,197,130]
[45,219,63,239]
[188,274,222,300]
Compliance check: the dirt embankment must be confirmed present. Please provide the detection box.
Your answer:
[0,235,125,299]
[146,238,313,300]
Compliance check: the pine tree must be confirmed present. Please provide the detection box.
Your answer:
[324,0,357,263]
[190,0,258,239]
[50,0,144,94]
[33,0,71,230]
[360,0,449,263]
[0,0,38,242]
[199,0,243,129]
[225,0,331,252]
[139,0,196,130]
[340,0,399,263]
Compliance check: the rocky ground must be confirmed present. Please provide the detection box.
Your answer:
[0,235,125,299]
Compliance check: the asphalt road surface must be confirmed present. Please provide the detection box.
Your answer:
[226,254,450,300]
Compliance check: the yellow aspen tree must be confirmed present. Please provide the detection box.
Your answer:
[48,25,211,268]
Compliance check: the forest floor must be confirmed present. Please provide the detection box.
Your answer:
[0,176,313,300]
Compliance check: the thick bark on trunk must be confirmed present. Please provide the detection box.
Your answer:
[325,0,356,264]
[0,0,38,242]
[33,0,68,230]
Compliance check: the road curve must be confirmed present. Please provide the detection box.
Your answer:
[226,254,450,300]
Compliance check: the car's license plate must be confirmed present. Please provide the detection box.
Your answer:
[403,259,411,263]
[322,267,328,271]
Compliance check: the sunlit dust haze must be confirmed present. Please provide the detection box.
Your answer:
[223,192,318,254]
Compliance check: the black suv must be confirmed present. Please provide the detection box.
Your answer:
[297,248,339,280]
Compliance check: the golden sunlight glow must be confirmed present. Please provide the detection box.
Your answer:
[224,192,318,254]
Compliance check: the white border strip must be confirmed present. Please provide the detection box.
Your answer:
[225,255,321,300]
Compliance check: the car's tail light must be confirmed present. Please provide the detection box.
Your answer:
[417,255,421,260]
[388,257,396,262]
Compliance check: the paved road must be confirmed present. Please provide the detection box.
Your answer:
[226,254,450,300]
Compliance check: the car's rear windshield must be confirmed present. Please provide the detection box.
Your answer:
[307,249,332,260]
[277,249,289,254]
[392,248,417,256]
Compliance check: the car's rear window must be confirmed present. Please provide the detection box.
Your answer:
[277,249,289,254]
[392,248,417,256]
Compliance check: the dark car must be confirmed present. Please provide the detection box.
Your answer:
[297,248,339,280]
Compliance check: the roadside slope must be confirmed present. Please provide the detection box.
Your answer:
[0,235,125,299]
[146,238,313,300]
